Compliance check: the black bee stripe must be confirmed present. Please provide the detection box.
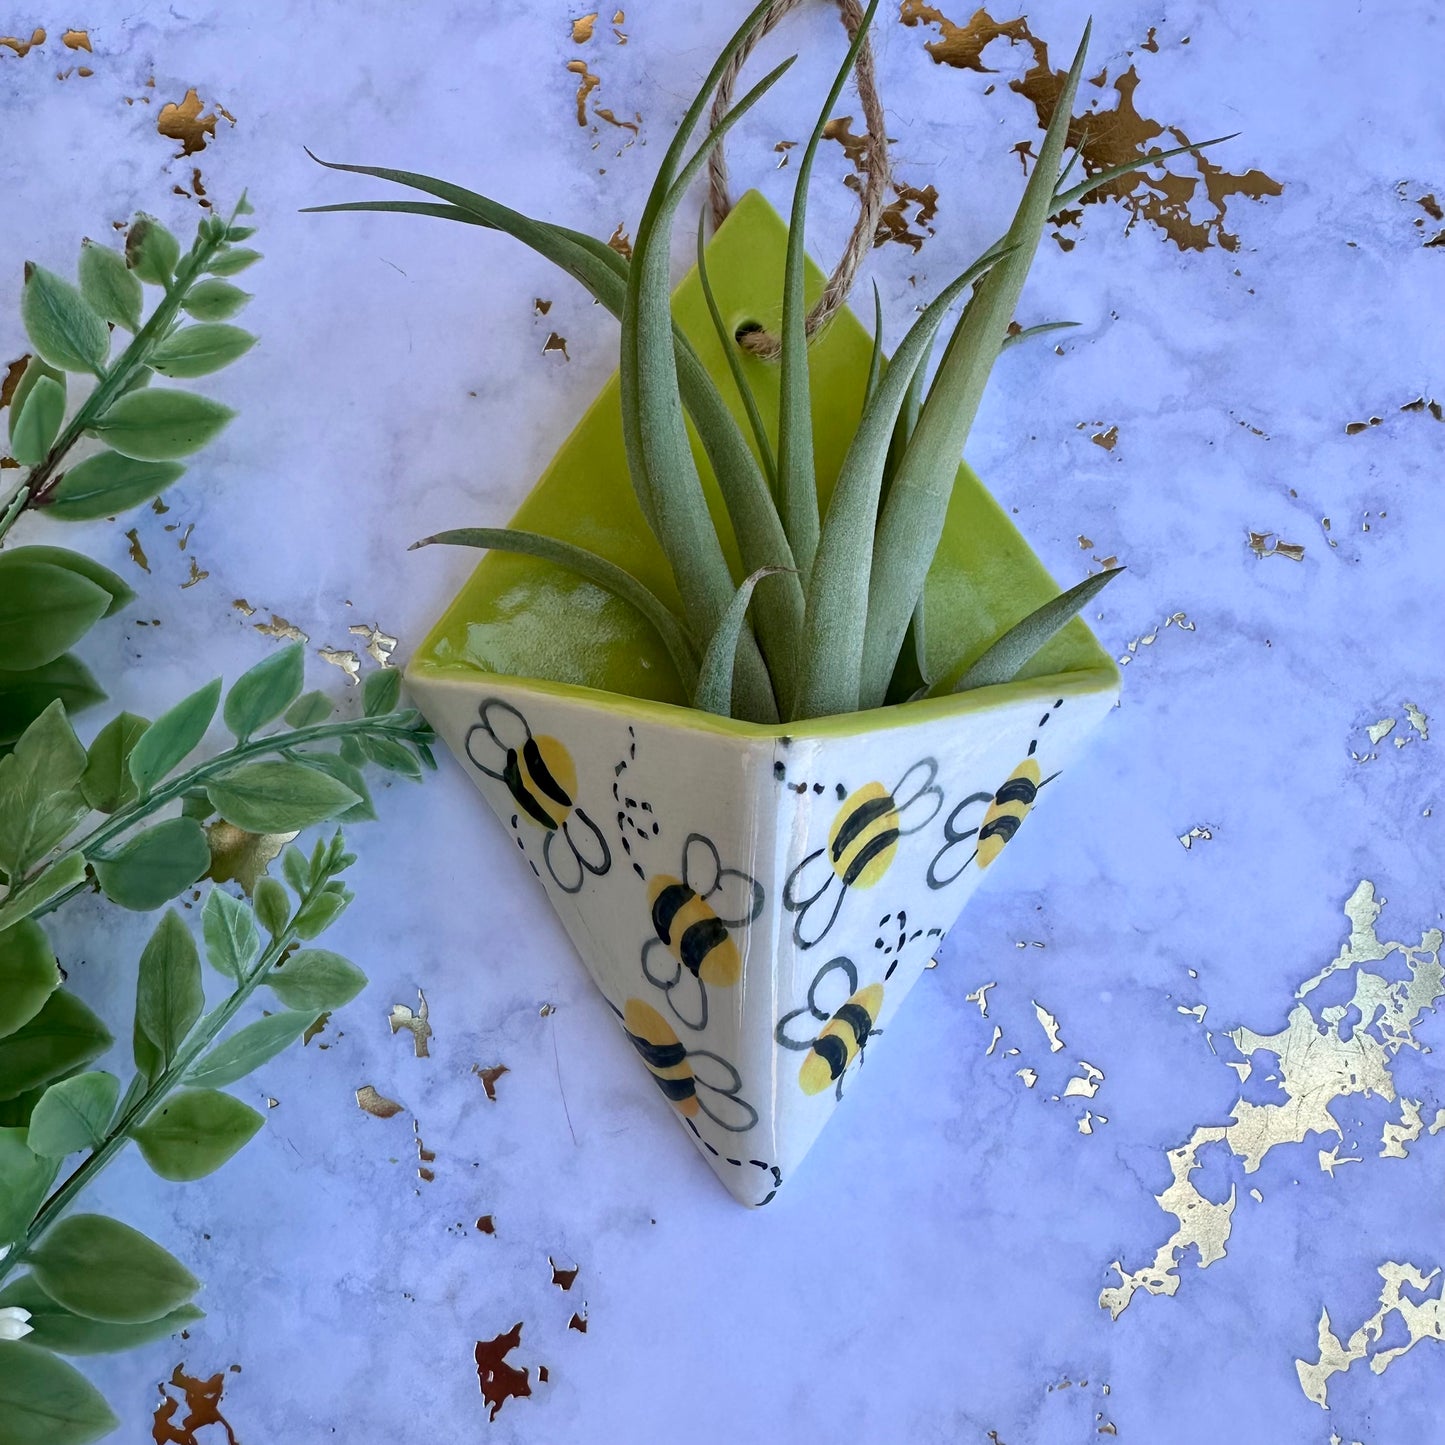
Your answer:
[835,1001,874,1047]
[841,828,900,887]
[523,737,572,807]
[626,1032,687,1070]
[811,1032,850,1081]
[505,752,556,829]
[650,1074,697,1103]
[650,883,694,943]
[680,916,731,977]
[994,776,1038,807]
[830,794,897,863]
[979,814,1023,845]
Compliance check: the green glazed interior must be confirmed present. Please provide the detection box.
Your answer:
[410,189,1118,727]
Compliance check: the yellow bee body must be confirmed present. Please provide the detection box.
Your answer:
[827,782,902,889]
[503,734,577,830]
[976,757,1042,868]
[647,875,742,989]
[622,998,701,1119]
[798,983,884,1095]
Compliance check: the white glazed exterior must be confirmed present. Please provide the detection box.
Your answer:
[406,668,1118,1204]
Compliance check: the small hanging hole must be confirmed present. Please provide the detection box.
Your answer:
[733,320,763,347]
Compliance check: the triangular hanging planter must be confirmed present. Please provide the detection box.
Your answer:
[405,191,1119,1205]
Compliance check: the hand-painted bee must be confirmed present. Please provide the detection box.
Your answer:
[641,834,763,1031]
[782,758,941,948]
[926,699,1063,890]
[466,699,610,894]
[616,997,758,1133]
[776,956,883,1100]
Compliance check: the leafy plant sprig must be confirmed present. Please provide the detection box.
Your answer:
[0,830,375,1444]
[310,1,1236,723]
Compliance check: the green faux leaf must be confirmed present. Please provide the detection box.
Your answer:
[26,1070,120,1157]
[281,845,309,895]
[26,1213,199,1323]
[359,734,421,780]
[131,910,203,1082]
[7,357,63,448]
[182,278,251,321]
[361,667,400,717]
[89,388,236,462]
[0,921,61,1042]
[201,887,258,983]
[0,854,88,936]
[78,238,143,332]
[132,1087,264,1180]
[93,817,210,912]
[185,1011,312,1089]
[939,568,1125,695]
[0,1275,202,1357]
[150,323,258,379]
[291,751,374,823]
[80,711,149,813]
[205,759,360,833]
[223,642,303,741]
[43,450,184,521]
[253,877,289,937]
[0,1338,119,1444]
[0,990,112,1104]
[0,700,89,879]
[291,883,350,940]
[2,546,134,619]
[267,947,365,1012]
[205,247,262,276]
[21,263,109,374]
[10,374,65,467]
[283,690,331,728]
[0,560,109,673]
[0,1127,60,1248]
[125,215,180,286]
[0,656,104,748]
[128,677,221,795]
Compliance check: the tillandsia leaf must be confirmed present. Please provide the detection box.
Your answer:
[861,22,1094,709]
[776,0,883,590]
[304,176,804,713]
[933,567,1124,695]
[695,210,775,489]
[863,282,885,412]
[1001,320,1080,351]
[414,527,701,693]
[795,241,1014,719]
[1051,133,1239,213]
[693,567,790,718]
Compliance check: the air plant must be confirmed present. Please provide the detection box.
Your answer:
[307,0,1228,725]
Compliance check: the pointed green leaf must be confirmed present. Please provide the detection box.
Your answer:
[290,750,374,823]
[93,817,210,912]
[0,1127,60,1246]
[10,375,65,466]
[252,876,290,936]
[21,264,109,374]
[7,357,64,449]
[206,248,262,276]
[266,947,366,1012]
[205,760,359,833]
[0,1275,202,1357]
[131,909,202,1081]
[89,388,236,462]
[0,921,61,1042]
[201,887,258,983]
[125,216,180,286]
[291,882,350,940]
[78,238,143,332]
[0,700,89,879]
[361,667,400,717]
[181,278,250,321]
[80,712,149,814]
[150,323,257,378]
[0,990,112,1104]
[0,561,109,673]
[223,642,303,741]
[283,690,331,728]
[0,1338,120,1443]
[27,1213,199,1323]
[0,854,88,936]
[0,656,104,749]
[26,1071,120,1157]
[128,678,221,794]
[132,1087,264,1180]
[0,547,132,619]
[185,1011,312,1089]
[43,451,185,521]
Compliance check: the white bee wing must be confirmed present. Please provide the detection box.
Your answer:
[790,874,846,949]
[708,866,764,927]
[464,721,511,780]
[480,698,532,752]
[774,1003,819,1050]
[565,810,610,876]
[543,828,584,894]
[688,1051,758,1134]
[666,970,708,1032]
[892,757,943,835]
[640,936,681,990]
[681,833,723,897]
[805,955,859,1018]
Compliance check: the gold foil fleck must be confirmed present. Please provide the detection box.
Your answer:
[61,28,91,52]
[151,1364,237,1445]
[1379,1098,1424,1158]
[1089,426,1118,451]
[303,1011,330,1046]
[1017,1067,1038,1087]
[318,646,361,684]
[348,621,397,667]
[0,29,46,57]
[571,12,598,43]
[175,522,194,550]
[897,3,1030,70]
[474,1063,509,1101]
[266,1096,279,1108]
[1077,534,1094,549]
[356,1084,404,1118]
[542,331,570,360]
[151,497,170,515]
[1,355,28,409]
[539,1002,557,1017]
[475,1323,532,1421]
[157,88,223,156]
[1296,1263,1445,1407]
[565,60,600,127]
[180,558,208,588]
[253,614,308,643]
[823,114,871,168]
[205,822,297,896]
[594,107,639,133]
[569,1310,588,1333]
[1063,1061,1104,1098]
[606,224,632,260]
[1077,1110,1095,1134]
[1103,882,1444,1320]
[1366,718,1397,746]
[965,981,997,1016]
[1178,825,1214,850]
[1140,26,1159,52]
[1247,531,1305,561]
[1032,1001,1065,1052]
[874,182,940,251]
[1429,1109,1445,1136]
[415,1121,436,1181]
[1176,1003,1207,1024]
[389,990,432,1058]
[550,1258,579,1290]
[124,528,151,572]
[985,1024,1002,1055]
[1404,701,1429,740]
[231,597,255,617]
[613,8,624,20]
[477,1214,496,1234]
[534,297,552,315]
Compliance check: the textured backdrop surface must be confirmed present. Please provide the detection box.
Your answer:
[3,2,1442,1440]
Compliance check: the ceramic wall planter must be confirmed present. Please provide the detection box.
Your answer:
[405,191,1119,1205]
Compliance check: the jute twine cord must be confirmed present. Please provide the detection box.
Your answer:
[706,0,891,359]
